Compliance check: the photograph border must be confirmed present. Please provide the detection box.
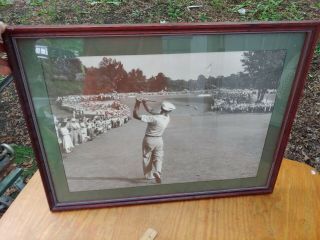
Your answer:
[3,21,320,211]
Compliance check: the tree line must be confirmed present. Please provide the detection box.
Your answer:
[82,50,286,95]
[41,49,286,95]
[83,57,167,94]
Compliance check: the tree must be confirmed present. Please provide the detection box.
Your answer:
[149,72,167,91]
[207,76,218,89]
[241,50,286,102]
[197,74,207,90]
[83,67,94,94]
[36,39,84,82]
[83,58,127,94]
[125,68,147,92]
[99,57,128,92]
[237,72,250,89]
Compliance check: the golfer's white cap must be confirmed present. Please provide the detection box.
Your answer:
[161,101,176,111]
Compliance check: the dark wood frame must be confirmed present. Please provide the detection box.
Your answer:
[2,21,320,211]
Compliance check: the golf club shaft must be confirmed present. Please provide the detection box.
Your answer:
[140,97,197,109]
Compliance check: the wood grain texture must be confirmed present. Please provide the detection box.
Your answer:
[139,228,158,240]
[4,21,320,37]
[0,159,319,240]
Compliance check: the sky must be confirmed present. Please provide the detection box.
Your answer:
[79,51,245,80]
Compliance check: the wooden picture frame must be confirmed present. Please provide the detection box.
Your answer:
[2,21,319,211]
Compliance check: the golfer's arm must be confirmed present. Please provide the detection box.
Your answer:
[133,102,142,120]
[143,102,158,115]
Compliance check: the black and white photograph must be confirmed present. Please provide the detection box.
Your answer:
[44,49,286,192]
[6,22,316,210]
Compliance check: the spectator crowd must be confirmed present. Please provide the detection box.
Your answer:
[211,89,276,113]
[56,94,130,118]
[54,94,130,154]
[54,114,130,154]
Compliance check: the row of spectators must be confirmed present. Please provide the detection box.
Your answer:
[211,102,274,113]
[56,93,119,105]
[55,94,132,154]
[58,97,130,119]
[211,89,276,113]
[216,92,251,104]
[215,89,275,103]
[54,115,130,154]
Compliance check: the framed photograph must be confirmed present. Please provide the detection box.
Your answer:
[3,21,319,211]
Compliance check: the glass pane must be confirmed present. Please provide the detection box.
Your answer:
[16,32,305,202]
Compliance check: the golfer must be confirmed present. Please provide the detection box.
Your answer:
[133,98,175,183]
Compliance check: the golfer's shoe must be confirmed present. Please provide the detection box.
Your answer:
[145,173,155,180]
[153,172,161,184]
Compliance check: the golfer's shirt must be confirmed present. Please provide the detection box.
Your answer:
[141,115,170,137]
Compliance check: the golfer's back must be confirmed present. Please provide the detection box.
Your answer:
[141,115,170,137]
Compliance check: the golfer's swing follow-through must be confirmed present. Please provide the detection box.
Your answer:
[133,98,175,183]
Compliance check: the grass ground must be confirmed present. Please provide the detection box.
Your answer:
[12,145,36,181]
[60,96,269,192]
[0,1,319,24]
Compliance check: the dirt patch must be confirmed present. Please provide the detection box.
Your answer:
[0,83,31,146]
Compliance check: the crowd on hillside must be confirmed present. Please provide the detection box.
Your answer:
[215,89,253,104]
[57,94,130,118]
[211,101,274,113]
[54,115,130,154]
[56,93,119,105]
[54,94,131,154]
[211,89,276,113]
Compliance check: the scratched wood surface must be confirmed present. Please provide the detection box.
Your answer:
[0,159,319,240]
